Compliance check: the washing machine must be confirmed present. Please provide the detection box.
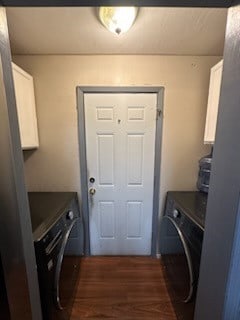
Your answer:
[159,191,207,320]
[28,192,84,320]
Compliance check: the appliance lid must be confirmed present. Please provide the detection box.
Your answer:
[28,192,77,241]
[167,191,208,230]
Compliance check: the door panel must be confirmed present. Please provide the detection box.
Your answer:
[126,201,143,238]
[99,201,115,239]
[85,93,156,255]
[127,134,144,185]
[97,134,114,185]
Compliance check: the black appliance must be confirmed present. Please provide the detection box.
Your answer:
[159,191,207,320]
[28,192,84,320]
[197,149,213,193]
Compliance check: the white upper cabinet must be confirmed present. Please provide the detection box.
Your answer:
[204,59,223,144]
[12,62,39,150]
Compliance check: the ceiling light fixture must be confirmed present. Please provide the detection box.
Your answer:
[99,7,138,35]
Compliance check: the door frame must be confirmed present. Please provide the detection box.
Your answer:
[77,86,164,257]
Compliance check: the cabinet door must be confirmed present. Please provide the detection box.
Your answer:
[204,60,223,144]
[12,63,39,149]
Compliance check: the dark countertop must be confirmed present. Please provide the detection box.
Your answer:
[167,191,208,231]
[28,192,77,241]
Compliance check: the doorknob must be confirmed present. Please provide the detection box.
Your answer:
[89,188,96,196]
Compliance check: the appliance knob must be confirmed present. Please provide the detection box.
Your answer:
[173,209,180,219]
[67,210,74,220]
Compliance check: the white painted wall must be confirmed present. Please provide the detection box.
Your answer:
[13,55,219,245]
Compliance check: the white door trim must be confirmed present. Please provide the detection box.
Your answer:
[77,86,164,257]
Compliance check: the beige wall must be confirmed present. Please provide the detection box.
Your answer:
[14,55,218,216]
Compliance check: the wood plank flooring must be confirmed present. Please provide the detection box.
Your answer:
[71,257,177,320]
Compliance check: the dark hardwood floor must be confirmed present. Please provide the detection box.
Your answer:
[70,257,177,320]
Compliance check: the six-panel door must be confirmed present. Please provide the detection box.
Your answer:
[85,93,157,255]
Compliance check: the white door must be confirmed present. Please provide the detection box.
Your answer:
[85,93,157,255]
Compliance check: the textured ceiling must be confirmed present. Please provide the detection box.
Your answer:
[6,7,227,55]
